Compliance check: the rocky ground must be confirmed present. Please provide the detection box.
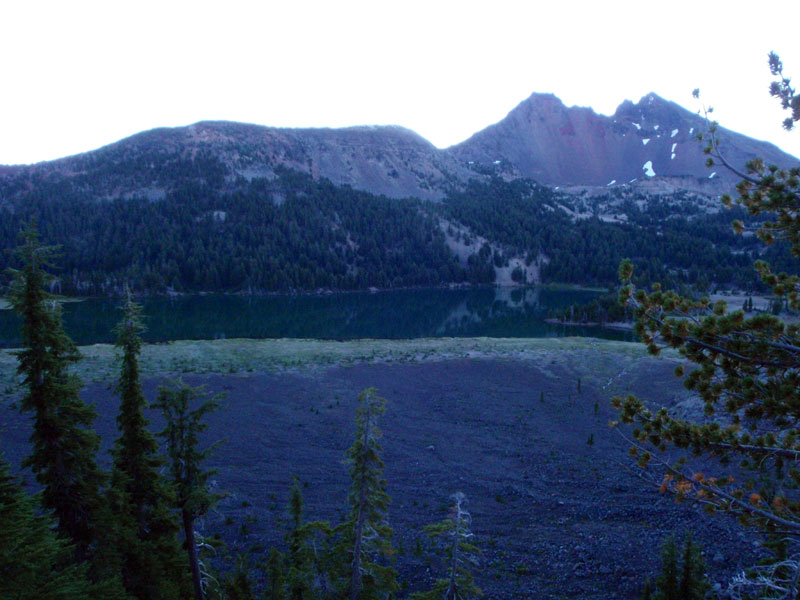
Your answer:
[0,339,764,598]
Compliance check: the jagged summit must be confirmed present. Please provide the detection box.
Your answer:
[449,91,796,190]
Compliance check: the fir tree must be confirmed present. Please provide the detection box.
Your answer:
[334,388,398,600]
[654,536,679,600]
[109,294,188,599]
[411,492,481,600]
[266,547,288,600]
[0,457,93,600]
[285,477,315,600]
[7,225,105,561]
[281,477,334,598]
[678,534,708,600]
[645,533,708,600]
[153,380,222,600]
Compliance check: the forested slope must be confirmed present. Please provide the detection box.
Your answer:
[1,164,794,294]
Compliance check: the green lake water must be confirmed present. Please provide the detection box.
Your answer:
[0,287,632,347]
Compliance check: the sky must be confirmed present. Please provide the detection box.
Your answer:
[2,0,799,165]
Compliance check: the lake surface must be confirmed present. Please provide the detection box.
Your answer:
[0,287,632,347]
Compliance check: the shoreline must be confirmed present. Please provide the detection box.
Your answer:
[545,317,634,331]
[0,336,653,385]
[0,282,609,306]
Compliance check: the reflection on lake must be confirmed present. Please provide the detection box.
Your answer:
[0,287,633,347]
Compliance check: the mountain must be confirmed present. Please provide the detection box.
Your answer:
[0,121,473,204]
[1,92,796,206]
[0,92,797,295]
[448,92,797,191]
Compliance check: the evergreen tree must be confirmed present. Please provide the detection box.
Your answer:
[153,380,222,600]
[285,477,315,600]
[678,534,708,600]
[266,547,288,600]
[109,294,188,599]
[333,388,398,600]
[223,555,256,600]
[615,54,800,593]
[643,534,708,600]
[653,536,679,600]
[7,225,105,561]
[0,457,93,600]
[411,492,481,600]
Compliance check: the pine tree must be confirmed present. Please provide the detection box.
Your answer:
[411,492,482,600]
[153,380,222,600]
[678,534,708,600]
[109,294,188,599]
[0,457,93,600]
[266,547,288,600]
[645,533,708,600]
[653,536,679,600]
[285,477,315,600]
[7,225,105,561]
[614,54,800,591]
[333,388,398,600]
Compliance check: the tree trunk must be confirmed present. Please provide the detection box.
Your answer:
[183,509,204,600]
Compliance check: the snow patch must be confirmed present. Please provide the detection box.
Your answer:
[632,122,641,130]
[689,127,694,134]
[671,143,677,153]
[671,154,676,160]
[709,172,717,179]
[629,178,638,183]
[643,161,656,177]
[642,138,650,146]
[671,129,679,138]
[607,180,616,186]
[493,160,501,165]
[654,125,660,131]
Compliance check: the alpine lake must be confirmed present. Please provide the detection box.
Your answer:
[0,286,631,347]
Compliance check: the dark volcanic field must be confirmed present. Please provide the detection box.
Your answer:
[0,347,761,599]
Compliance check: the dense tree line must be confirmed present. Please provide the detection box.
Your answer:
[439,177,784,290]
[2,155,795,295]
[0,169,493,295]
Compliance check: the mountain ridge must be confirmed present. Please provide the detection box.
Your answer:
[2,91,796,203]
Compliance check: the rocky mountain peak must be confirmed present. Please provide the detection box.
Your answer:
[449,91,796,191]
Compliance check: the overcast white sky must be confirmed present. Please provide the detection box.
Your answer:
[2,0,799,165]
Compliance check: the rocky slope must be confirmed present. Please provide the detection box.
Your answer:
[1,92,797,207]
[0,341,764,598]
[448,92,797,191]
[0,121,474,203]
